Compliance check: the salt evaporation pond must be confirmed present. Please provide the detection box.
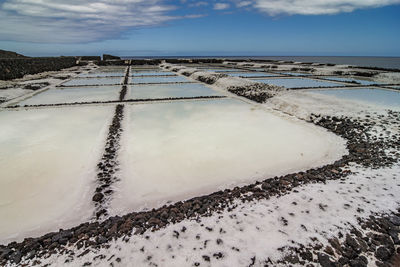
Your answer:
[204,69,244,72]
[280,72,312,76]
[229,72,277,78]
[127,83,223,99]
[17,86,120,105]
[309,88,400,109]
[79,72,124,78]
[322,77,377,85]
[0,106,113,244]
[254,78,343,88]
[130,76,190,84]
[130,71,176,77]
[63,77,122,86]
[111,99,346,214]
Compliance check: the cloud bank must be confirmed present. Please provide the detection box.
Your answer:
[236,0,400,15]
[0,0,177,43]
[1,0,399,44]
[214,3,230,10]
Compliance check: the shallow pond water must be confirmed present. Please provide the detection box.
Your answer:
[254,78,343,88]
[0,106,113,244]
[127,83,223,99]
[280,72,312,76]
[18,86,120,105]
[322,77,377,85]
[63,77,122,86]
[309,88,400,108]
[229,72,278,77]
[130,71,176,77]
[78,72,125,78]
[110,99,346,214]
[130,76,191,84]
[204,69,245,72]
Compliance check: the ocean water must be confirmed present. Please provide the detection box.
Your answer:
[123,56,400,69]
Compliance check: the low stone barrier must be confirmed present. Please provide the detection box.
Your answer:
[0,57,77,80]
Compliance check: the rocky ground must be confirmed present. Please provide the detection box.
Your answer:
[0,61,399,266]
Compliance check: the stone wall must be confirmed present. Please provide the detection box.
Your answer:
[0,57,77,80]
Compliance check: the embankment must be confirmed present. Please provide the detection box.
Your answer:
[0,57,77,80]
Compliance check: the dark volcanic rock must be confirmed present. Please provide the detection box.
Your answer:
[103,54,121,61]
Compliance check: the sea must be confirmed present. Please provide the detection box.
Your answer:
[122,56,400,70]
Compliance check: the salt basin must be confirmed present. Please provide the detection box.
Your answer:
[308,88,400,109]
[111,99,347,215]
[127,83,223,99]
[17,86,120,105]
[322,76,377,85]
[0,106,113,244]
[130,71,176,77]
[78,72,124,78]
[62,77,122,86]
[254,78,343,88]
[228,72,277,78]
[130,76,190,84]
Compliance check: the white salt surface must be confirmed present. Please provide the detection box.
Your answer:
[322,76,377,85]
[229,72,278,78]
[130,71,176,77]
[254,78,343,88]
[0,88,33,103]
[130,76,190,84]
[0,106,113,244]
[78,72,124,78]
[127,83,223,99]
[204,69,244,72]
[280,72,312,76]
[18,86,120,105]
[265,90,394,120]
[36,163,400,266]
[63,78,122,86]
[111,99,346,214]
[310,88,400,109]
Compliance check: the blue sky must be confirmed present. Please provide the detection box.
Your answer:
[0,0,399,57]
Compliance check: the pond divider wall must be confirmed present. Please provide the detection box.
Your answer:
[0,57,77,80]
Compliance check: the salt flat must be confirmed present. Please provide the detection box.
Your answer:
[17,86,120,105]
[127,83,223,99]
[110,99,346,215]
[0,106,113,244]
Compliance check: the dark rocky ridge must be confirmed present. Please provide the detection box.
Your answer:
[103,54,121,61]
[0,57,77,80]
[93,104,124,220]
[0,49,27,59]
[276,210,400,267]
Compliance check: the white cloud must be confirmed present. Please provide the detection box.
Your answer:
[214,3,230,10]
[241,0,400,15]
[0,0,178,43]
[236,1,252,8]
[191,1,209,7]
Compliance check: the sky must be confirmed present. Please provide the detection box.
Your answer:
[0,0,399,57]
